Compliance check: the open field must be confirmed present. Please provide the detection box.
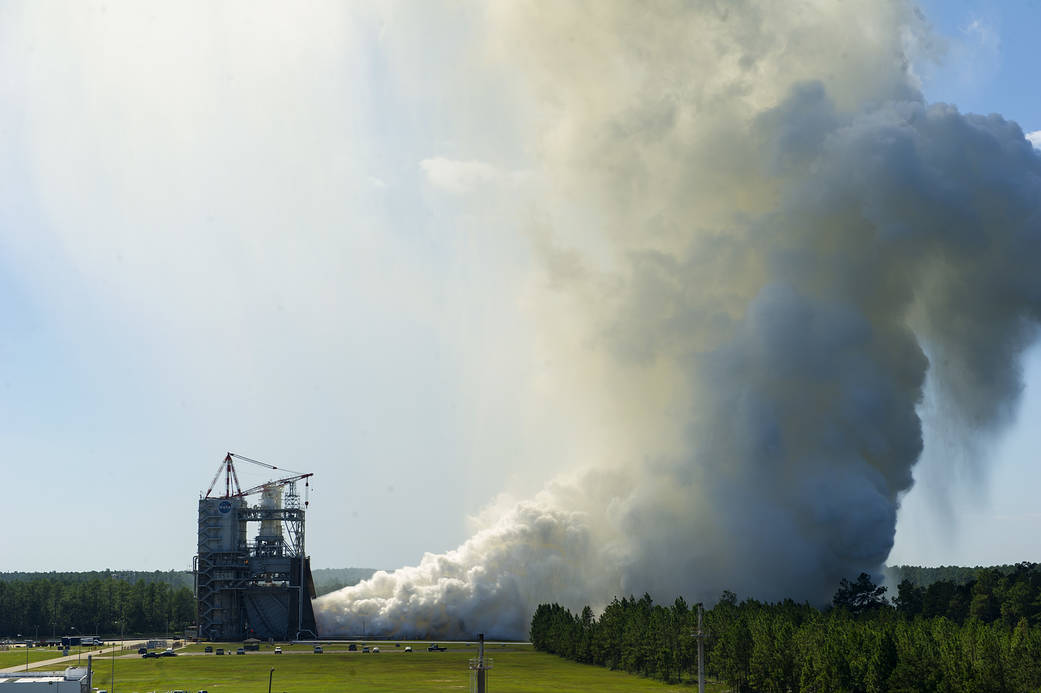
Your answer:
[0,645,108,669]
[82,644,728,692]
[0,648,74,668]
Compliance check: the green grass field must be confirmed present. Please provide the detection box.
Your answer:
[0,648,72,668]
[78,645,728,692]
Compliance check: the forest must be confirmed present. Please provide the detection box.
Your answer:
[530,562,1041,693]
[0,567,380,638]
[0,575,194,638]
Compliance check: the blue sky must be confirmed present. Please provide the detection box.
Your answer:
[0,0,1038,575]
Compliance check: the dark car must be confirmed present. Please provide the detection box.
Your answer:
[236,648,245,655]
[348,643,357,652]
[215,648,224,655]
[137,647,147,655]
[204,645,213,653]
[141,652,159,659]
[160,650,177,657]
[313,645,323,654]
[428,644,447,652]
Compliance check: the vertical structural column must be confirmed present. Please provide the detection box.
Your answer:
[476,633,486,693]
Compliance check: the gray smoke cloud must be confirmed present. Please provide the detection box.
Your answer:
[315,0,1041,639]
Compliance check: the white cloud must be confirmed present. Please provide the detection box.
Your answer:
[420,157,503,193]
[420,157,532,194]
[1027,130,1041,149]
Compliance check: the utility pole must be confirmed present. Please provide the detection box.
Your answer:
[268,667,275,693]
[695,605,705,693]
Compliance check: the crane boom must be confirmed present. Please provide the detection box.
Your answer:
[236,472,314,499]
[203,452,312,500]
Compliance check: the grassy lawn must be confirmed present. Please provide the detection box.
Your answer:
[0,648,70,668]
[178,641,528,654]
[84,647,730,692]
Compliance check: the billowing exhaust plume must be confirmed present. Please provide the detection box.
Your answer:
[316,0,1041,639]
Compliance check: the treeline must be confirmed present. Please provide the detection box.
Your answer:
[2,567,379,596]
[892,562,1041,623]
[1,570,193,590]
[887,564,1018,588]
[531,562,1041,692]
[0,576,194,637]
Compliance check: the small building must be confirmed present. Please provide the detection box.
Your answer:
[0,667,90,692]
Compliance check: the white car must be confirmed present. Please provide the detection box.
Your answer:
[274,647,282,654]
[372,647,380,653]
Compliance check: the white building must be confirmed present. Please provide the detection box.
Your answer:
[0,667,90,692]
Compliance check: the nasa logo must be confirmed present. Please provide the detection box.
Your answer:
[218,500,232,514]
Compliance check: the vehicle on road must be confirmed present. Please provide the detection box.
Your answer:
[274,646,282,654]
[141,652,159,659]
[348,643,357,651]
[428,644,447,652]
[137,647,147,655]
[215,648,224,655]
[404,646,412,652]
[236,648,245,655]
[313,645,323,654]
[372,647,380,653]
[204,646,213,653]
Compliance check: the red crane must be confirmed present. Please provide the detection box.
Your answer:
[204,452,313,507]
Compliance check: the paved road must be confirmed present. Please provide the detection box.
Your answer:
[0,641,151,674]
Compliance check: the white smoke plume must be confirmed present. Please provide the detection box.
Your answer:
[315,0,1041,639]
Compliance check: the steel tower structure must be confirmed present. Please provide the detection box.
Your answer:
[194,453,318,641]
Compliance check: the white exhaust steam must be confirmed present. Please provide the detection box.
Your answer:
[315,0,1041,639]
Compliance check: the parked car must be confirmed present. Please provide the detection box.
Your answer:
[274,647,282,654]
[313,645,323,654]
[215,648,224,655]
[137,647,147,655]
[204,646,213,653]
[236,648,245,655]
[362,646,369,653]
[428,644,447,652]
